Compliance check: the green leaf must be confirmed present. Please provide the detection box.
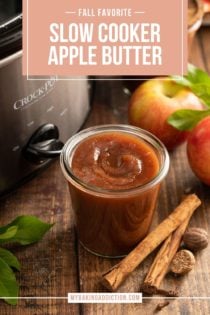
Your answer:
[172,64,210,86]
[0,215,53,306]
[0,257,19,305]
[0,216,53,245]
[171,64,210,107]
[168,109,210,131]
[186,64,210,85]
[190,84,210,106]
[0,226,18,242]
[0,248,20,271]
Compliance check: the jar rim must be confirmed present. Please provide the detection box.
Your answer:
[188,0,204,29]
[60,124,170,196]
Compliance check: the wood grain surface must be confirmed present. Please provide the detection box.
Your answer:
[0,28,210,315]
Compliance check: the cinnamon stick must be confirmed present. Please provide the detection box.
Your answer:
[101,194,201,291]
[141,217,191,294]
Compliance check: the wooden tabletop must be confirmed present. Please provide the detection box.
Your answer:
[0,27,210,315]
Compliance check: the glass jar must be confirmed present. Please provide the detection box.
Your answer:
[60,125,169,258]
[188,0,204,52]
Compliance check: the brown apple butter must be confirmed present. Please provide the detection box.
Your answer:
[60,125,169,257]
[72,132,159,190]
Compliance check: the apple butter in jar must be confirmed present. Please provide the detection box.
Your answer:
[60,125,169,257]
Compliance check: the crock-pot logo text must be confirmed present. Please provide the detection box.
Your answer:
[14,77,57,110]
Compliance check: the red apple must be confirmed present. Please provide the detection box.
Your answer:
[128,78,203,150]
[187,116,210,185]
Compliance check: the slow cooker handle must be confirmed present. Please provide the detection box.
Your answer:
[23,124,64,164]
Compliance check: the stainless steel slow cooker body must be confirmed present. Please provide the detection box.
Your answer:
[0,2,91,196]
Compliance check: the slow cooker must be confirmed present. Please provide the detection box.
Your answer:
[0,0,92,196]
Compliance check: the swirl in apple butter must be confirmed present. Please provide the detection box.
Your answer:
[71,132,159,190]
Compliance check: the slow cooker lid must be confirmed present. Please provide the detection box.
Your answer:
[0,0,22,59]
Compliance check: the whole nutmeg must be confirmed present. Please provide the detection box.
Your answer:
[170,249,195,275]
[183,227,208,251]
